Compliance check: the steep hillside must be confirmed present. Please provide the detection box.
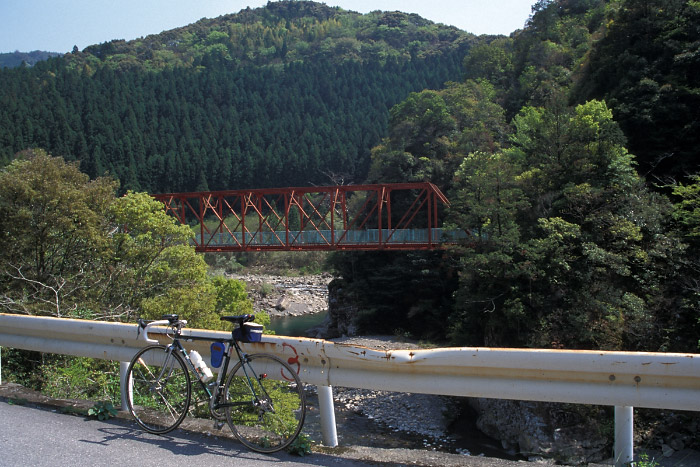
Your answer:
[463,0,700,180]
[330,0,700,354]
[573,0,700,180]
[0,1,473,192]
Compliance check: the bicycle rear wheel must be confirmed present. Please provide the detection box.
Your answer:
[126,345,191,434]
[224,353,305,453]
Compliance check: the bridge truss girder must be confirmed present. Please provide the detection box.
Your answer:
[153,182,456,252]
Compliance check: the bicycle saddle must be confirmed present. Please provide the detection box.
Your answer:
[220,314,255,325]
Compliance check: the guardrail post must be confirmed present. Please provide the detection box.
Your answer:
[317,385,338,447]
[614,406,634,466]
[120,361,130,412]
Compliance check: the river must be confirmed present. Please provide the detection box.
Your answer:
[267,310,328,337]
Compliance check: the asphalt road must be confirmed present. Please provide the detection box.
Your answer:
[0,401,370,467]
[0,383,537,467]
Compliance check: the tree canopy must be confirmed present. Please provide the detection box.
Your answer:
[448,100,681,350]
[0,150,252,329]
[1,0,699,353]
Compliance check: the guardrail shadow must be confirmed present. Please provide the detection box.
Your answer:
[79,421,257,459]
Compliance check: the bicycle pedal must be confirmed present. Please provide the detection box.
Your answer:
[213,421,225,430]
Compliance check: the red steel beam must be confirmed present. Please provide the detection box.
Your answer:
[153,182,455,252]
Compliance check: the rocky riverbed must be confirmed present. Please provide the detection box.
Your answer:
[230,273,700,465]
[329,337,466,453]
[230,272,331,317]
[231,274,474,454]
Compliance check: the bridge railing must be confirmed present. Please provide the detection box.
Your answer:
[194,228,471,249]
[1,313,698,465]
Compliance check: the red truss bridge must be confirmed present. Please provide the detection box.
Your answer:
[153,182,469,252]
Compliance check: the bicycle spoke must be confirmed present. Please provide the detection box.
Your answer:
[127,319,307,455]
[224,354,305,453]
[126,345,191,434]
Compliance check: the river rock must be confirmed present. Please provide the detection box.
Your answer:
[329,337,456,447]
[334,387,456,440]
[469,398,608,464]
[662,444,675,457]
[275,296,290,311]
[324,278,360,337]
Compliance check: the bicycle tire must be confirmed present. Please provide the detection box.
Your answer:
[126,345,191,434]
[223,353,306,453]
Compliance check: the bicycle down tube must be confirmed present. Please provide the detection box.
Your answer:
[128,314,306,453]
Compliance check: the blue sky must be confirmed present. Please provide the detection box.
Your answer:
[0,1,536,54]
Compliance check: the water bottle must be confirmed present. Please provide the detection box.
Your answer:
[189,350,213,382]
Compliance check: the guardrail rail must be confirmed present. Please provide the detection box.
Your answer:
[1,313,698,466]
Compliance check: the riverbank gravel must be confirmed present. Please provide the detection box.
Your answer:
[230,273,331,316]
[330,336,459,449]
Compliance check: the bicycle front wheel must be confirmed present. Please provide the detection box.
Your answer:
[126,345,191,434]
[224,353,305,453]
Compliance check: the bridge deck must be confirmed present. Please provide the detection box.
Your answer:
[153,182,468,252]
[193,227,470,252]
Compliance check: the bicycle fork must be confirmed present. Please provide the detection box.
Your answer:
[140,346,178,393]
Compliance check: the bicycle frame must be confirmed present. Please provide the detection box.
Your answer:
[167,334,268,414]
[130,316,305,452]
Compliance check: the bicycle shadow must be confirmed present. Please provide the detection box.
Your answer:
[78,416,355,465]
[79,417,261,459]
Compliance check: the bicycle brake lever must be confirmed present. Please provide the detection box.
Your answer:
[139,319,170,343]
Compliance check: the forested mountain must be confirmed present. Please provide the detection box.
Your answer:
[3,1,699,460]
[0,50,61,68]
[76,1,469,70]
[0,1,471,192]
[473,0,700,181]
[574,0,700,180]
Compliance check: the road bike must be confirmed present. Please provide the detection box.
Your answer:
[126,314,306,453]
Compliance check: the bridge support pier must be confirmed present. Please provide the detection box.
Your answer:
[614,405,634,466]
[317,385,338,447]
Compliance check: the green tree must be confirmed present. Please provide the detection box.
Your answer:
[106,191,209,322]
[0,149,117,317]
[447,150,528,345]
[335,81,510,340]
[668,176,700,348]
[448,100,680,350]
[574,0,700,179]
[672,175,700,238]
[368,80,509,189]
[0,151,250,327]
[210,275,253,315]
[462,39,514,91]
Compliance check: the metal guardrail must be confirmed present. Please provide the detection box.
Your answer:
[1,313,699,465]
